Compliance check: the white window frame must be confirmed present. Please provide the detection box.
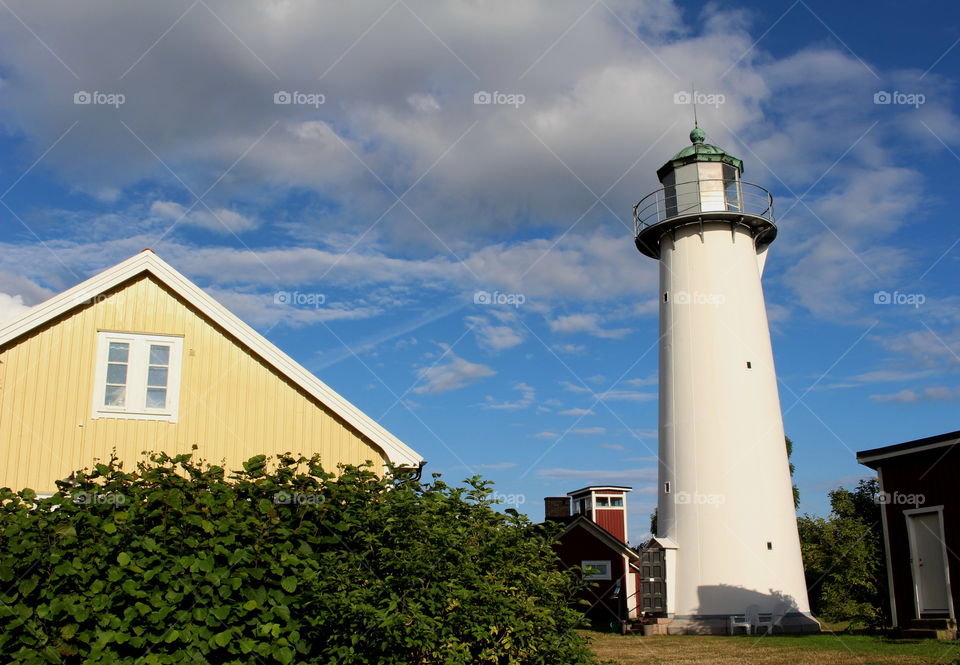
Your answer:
[582,560,612,580]
[92,331,183,422]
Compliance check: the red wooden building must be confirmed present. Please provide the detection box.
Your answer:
[543,486,642,626]
[857,430,958,638]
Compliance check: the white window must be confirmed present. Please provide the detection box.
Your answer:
[582,560,612,580]
[594,494,624,508]
[92,332,183,422]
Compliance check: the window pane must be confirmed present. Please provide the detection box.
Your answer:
[149,345,170,365]
[105,385,125,406]
[146,388,167,409]
[106,363,127,384]
[108,342,129,362]
[610,497,623,507]
[596,497,609,507]
[147,367,168,387]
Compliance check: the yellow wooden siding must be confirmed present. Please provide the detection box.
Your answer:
[0,274,387,493]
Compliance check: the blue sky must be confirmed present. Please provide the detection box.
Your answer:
[1,0,959,544]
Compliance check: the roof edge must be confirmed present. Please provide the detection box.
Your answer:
[559,514,639,559]
[857,429,960,468]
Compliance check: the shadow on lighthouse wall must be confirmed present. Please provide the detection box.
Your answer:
[690,585,821,633]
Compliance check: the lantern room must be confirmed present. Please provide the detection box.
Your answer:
[656,126,744,218]
[633,126,776,259]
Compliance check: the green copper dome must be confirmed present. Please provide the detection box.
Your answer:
[656,127,744,181]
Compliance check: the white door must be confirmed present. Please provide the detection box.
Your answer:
[908,512,950,614]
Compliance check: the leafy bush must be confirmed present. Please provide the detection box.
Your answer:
[798,479,887,627]
[0,452,594,665]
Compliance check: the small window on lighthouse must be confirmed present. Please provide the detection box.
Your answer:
[663,292,669,302]
[664,482,671,494]
[767,542,773,550]
[746,361,752,369]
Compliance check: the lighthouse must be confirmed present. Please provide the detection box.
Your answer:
[634,127,819,634]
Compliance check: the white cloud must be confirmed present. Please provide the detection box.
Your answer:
[531,431,560,440]
[413,345,495,394]
[150,200,258,233]
[0,293,31,324]
[870,386,959,403]
[551,343,585,354]
[880,328,960,368]
[623,374,657,387]
[600,443,626,450]
[484,382,535,410]
[205,287,381,328]
[472,462,518,470]
[548,313,630,339]
[0,3,953,333]
[560,380,590,393]
[536,467,657,482]
[851,369,937,383]
[560,407,593,416]
[0,272,55,306]
[465,312,524,351]
[595,390,656,402]
[572,427,606,435]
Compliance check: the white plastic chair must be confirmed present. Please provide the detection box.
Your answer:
[753,612,774,634]
[728,614,751,635]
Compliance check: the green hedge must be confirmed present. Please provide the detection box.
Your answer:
[0,453,594,665]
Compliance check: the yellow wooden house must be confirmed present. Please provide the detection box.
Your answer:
[0,250,424,495]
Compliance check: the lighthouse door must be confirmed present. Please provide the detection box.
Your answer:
[639,547,667,614]
[907,510,952,616]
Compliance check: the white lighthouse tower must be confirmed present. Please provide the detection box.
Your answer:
[634,127,818,634]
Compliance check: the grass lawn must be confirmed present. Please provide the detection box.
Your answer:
[584,631,960,665]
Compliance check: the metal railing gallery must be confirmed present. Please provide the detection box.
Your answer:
[633,179,775,238]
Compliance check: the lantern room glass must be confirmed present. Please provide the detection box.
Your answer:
[660,161,743,219]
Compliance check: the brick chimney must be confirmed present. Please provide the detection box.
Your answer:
[544,496,570,520]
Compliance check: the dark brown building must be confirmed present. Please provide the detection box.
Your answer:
[543,487,641,627]
[857,430,958,635]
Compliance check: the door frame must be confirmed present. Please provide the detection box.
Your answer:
[904,506,954,619]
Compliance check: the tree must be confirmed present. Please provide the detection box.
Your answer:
[649,507,658,536]
[797,479,888,627]
[0,452,596,665]
[785,436,799,509]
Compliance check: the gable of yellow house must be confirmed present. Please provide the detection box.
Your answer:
[0,250,424,494]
